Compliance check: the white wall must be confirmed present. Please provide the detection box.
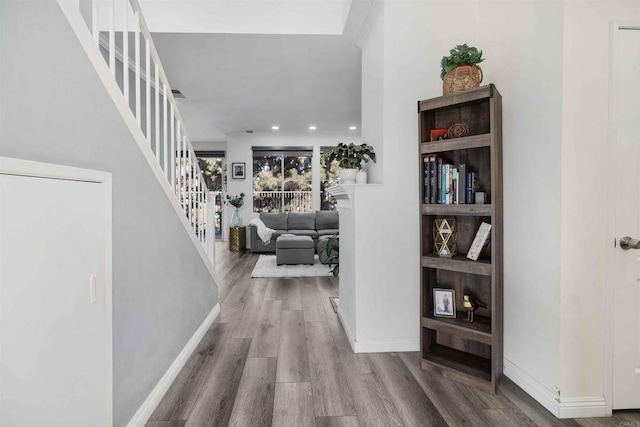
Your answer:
[192,141,227,152]
[559,0,640,400]
[361,1,384,185]
[357,0,564,391]
[475,0,565,395]
[0,2,218,425]
[224,132,361,239]
[358,0,640,411]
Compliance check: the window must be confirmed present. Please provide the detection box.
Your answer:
[253,148,312,212]
[195,151,224,239]
[320,149,340,211]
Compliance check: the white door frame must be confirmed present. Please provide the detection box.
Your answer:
[604,20,640,416]
[0,156,113,424]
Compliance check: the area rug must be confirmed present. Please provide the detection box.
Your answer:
[251,255,332,278]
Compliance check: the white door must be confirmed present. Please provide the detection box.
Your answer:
[0,171,111,425]
[612,25,640,410]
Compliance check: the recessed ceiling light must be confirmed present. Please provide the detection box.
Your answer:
[349,126,357,130]
[309,125,317,131]
[272,125,279,130]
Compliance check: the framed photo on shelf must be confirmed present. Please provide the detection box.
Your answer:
[430,128,449,142]
[433,288,456,318]
[231,162,246,179]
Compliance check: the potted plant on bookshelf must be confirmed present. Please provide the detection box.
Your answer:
[441,44,484,95]
[225,192,245,227]
[322,142,376,184]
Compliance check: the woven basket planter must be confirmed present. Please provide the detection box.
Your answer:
[443,64,483,95]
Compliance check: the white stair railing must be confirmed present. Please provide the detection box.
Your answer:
[68,0,209,251]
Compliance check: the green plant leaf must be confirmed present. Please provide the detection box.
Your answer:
[440,43,484,79]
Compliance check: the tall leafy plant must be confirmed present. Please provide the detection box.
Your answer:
[325,235,340,277]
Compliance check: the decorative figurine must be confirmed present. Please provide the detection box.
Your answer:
[463,294,477,322]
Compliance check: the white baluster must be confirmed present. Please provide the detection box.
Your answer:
[187,150,192,224]
[170,105,175,189]
[176,123,182,202]
[163,84,168,177]
[109,0,115,74]
[145,38,150,139]
[200,183,205,242]
[123,1,129,104]
[134,11,141,126]
[154,64,159,157]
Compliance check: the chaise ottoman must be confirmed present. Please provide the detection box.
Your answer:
[276,234,314,265]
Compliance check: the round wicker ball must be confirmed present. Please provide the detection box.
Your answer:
[448,122,470,139]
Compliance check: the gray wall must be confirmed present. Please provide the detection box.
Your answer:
[0,2,219,425]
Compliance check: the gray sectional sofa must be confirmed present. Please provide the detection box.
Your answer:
[248,211,339,253]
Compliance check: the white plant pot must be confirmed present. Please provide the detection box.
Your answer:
[355,171,367,184]
[340,168,357,184]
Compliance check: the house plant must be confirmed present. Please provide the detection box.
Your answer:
[440,44,484,95]
[325,235,340,277]
[225,192,245,227]
[321,142,376,184]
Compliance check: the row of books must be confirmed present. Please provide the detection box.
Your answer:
[423,155,479,204]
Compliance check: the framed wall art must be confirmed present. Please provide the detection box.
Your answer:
[231,162,246,179]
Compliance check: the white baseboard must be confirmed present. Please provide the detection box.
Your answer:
[352,337,419,353]
[504,358,607,419]
[127,303,220,427]
[504,358,560,416]
[557,397,607,419]
[337,306,357,351]
[336,306,419,353]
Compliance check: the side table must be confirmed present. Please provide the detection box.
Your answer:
[229,226,246,252]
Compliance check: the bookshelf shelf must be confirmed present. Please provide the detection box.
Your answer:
[421,345,493,393]
[422,313,492,344]
[421,255,492,276]
[419,84,503,393]
[420,134,491,154]
[421,204,493,216]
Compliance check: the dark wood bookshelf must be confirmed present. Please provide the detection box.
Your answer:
[418,84,503,393]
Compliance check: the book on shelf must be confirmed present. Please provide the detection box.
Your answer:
[423,156,430,204]
[467,222,492,261]
[457,164,467,204]
[423,157,479,206]
[466,172,478,204]
[429,156,437,204]
[436,156,443,204]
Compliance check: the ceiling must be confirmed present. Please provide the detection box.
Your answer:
[144,1,371,142]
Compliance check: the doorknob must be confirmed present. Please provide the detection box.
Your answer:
[620,236,640,250]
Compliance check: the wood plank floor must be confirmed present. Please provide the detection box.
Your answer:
[148,243,640,427]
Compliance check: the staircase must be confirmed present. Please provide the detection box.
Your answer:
[57,0,215,268]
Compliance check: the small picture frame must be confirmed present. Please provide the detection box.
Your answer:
[430,128,449,142]
[433,288,456,318]
[231,162,246,179]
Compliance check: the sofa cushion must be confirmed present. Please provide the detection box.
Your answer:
[317,229,339,237]
[287,212,315,230]
[260,212,288,230]
[315,210,339,230]
[287,229,319,239]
